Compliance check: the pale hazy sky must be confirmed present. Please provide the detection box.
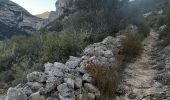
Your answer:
[10,0,135,15]
[10,0,57,15]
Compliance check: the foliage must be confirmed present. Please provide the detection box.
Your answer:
[85,61,117,99]
[146,15,166,28]
[0,31,88,87]
[122,26,144,61]
[42,30,88,62]
[159,5,170,46]
[0,0,151,90]
[46,0,148,43]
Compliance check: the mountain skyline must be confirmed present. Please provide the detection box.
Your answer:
[10,0,57,15]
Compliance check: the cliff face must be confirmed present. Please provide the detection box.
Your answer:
[41,0,77,27]
[55,0,77,17]
[0,0,43,39]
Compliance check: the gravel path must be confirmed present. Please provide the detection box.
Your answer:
[116,32,163,100]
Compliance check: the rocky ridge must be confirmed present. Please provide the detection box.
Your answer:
[5,36,125,100]
[42,0,77,27]
[0,0,43,39]
[35,12,51,19]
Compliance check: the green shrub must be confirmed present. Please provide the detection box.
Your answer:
[0,31,89,88]
[161,33,170,47]
[159,6,170,46]
[124,36,143,60]
[122,27,144,61]
[42,31,88,62]
[138,22,150,38]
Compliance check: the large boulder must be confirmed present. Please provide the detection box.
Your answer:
[5,87,28,100]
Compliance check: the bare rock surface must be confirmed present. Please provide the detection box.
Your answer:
[0,0,43,39]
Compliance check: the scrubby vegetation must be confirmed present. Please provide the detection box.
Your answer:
[133,0,170,47]
[85,61,117,99]
[0,0,150,90]
[122,26,144,61]
[158,4,170,46]
[45,0,149,43]
[0,31,88,87]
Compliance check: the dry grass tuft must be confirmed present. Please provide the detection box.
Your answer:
[85,60,117,99]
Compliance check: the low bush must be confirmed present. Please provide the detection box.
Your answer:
[42,31,88,62]
[121,27,144,61]
[85,61,117,99]
[161,33,170,47]
[124,34,143,61]
[159,7,170,46]
[0,31,89,88]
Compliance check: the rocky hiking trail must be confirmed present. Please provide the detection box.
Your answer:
[4,30,170,100]
[116,31,165,100]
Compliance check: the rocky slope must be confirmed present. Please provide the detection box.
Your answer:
[0,0,43,40]
[41,0,77,28]
[5,36,125,100]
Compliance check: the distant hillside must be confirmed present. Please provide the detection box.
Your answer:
[0,0,43,40]
[35,11,50,19]
[133,0,169,13]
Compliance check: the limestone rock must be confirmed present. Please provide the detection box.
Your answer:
[87,93,96,100]
[45,77,63,92]
[84,83,100,97]
[0,0,43,39]
[46,97,59,100]
[82,74,92,83]
[29,92,45,100]
[5,87,28,100]
[53,62,69,72]
[57,83,75,100]
[15,84,32,96]
[64,78,75,88]
[55,0,76,18]
[27,71,47,83]
[65,56,81,69]
[26,82,44,92]
[74,77,82,89]
[83,36,123,69]
[44,62,65,77]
